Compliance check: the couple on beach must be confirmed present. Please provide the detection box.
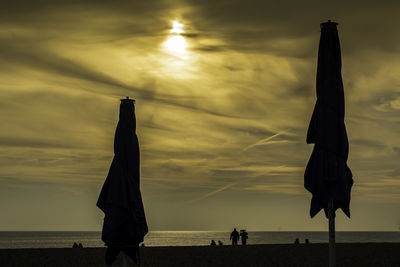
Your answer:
[230,228,248,245]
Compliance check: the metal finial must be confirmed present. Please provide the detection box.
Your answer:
[320,20,338,29]
[121,96,135,103]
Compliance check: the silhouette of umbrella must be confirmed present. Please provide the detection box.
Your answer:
[305,20,353,267]
[97,97,148,266]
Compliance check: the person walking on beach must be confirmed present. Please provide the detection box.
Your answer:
[230,228,240,245]
[240,230,248,245]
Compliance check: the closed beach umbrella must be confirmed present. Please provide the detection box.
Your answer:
[97,97,148,265]
[305,21,353,267]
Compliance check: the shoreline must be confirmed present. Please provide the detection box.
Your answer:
[1,240,400,249]
[1,243,399,266]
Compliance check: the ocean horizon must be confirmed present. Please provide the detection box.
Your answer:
[0,231,399,249]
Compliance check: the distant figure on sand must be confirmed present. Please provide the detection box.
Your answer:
[78,243,83,248]
[230,228,240,245]
[218,240,223,245]
[240,230,248,245]
[210,240,216,246]
[72,242,78,248]
[305,238,310,244]
[294,238,300,244]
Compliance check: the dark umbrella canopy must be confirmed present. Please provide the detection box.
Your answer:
[305,21,353,218]
[97,97,148,246]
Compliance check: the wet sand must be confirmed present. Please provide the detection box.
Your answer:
[0,243,399,267]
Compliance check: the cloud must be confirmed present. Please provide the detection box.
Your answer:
[0,0,399,230]
[183,0,400,54]
[0,38,147,97]
[243,132,295,151]
[243,184,305,195]
[374,97,400,112]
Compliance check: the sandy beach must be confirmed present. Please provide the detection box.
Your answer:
[0,243,399,267]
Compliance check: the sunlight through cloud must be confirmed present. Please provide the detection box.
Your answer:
[170,21,184,34]
[163,20,188,57]
[164,35,187,55]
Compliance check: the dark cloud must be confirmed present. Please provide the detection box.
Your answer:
[0,0,399,230]
[211,169,253,177]
[222,123,276,138]
[0,38,145,97]
[181,33,199,38]
[0,136,77,149]
[224,65,242,71]
[183,0,400,56]
[352,138,387,151]
[194,45,228,52]
[393,146,400,155]
[0,0,172,26]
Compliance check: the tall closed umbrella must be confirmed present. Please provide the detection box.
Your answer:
[305,21,353,267]
[97,97,148,265]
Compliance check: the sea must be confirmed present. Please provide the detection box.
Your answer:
[0,231,399,249]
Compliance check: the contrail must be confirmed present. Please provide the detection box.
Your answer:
[188,131,295,204]
[243,132,285,151]
[188,176,261,204]
[187,182,239,203]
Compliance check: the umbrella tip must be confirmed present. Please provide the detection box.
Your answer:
[120,96,135,103]
[320,19,339,29]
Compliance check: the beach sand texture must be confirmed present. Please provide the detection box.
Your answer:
[1,243,399,267]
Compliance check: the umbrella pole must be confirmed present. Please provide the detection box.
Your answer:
[121,251,128,267]
[328,198,336,267]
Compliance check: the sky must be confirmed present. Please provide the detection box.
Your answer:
[0,0,399,231]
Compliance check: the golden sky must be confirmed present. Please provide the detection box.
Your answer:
[0,0,399,231]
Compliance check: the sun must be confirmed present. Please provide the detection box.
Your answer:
[164,35,187,54]
[163,20,187,56]
[159,19,194,77]
[170,20,184,34]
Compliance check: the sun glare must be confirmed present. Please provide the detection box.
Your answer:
[160,19,195,78]
[163,20,188,56]
[164,35,187,54]
[171,21,184,34]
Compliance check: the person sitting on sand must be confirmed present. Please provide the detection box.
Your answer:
[218,240,223,245]
[240,230,248,245]
[305,238,310,244]
[210,240,216,246]
[78,243,83,248]
[294,238,300,244]
[72,242,78,248]
[230,228,240,245]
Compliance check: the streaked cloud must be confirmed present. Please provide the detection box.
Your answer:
[0,0,399,230]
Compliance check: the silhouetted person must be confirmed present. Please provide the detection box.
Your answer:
[218,240,223,246]
[72,242,78,248]
[294,238,300,244]
[210,240,216,246]
[240,230,248,245]
[78,243,83,248]
[305,238,310,244]
[230,228,240,245]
